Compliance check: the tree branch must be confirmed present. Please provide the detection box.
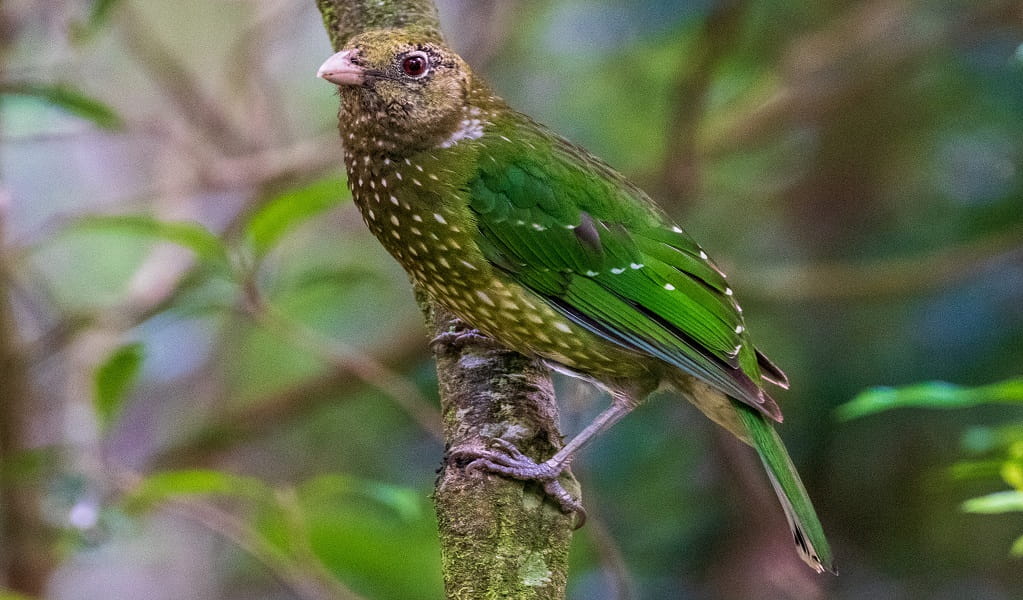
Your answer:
[312,2,576,598]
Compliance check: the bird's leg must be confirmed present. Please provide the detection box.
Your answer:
[449,392,640,525]
[430,319,500,353]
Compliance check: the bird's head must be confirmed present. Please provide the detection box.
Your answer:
[318,29,473,151]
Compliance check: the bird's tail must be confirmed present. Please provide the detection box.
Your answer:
[734,402,836,574]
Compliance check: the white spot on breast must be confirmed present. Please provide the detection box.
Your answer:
[410,227,422,236]
[460,259,478,270]
[434,213,447,224]
[437,116,485,149]
[554,322,572,333]
[672,226,683,233]
[412,214,423,222]
[664,283,676,291]
[390,215,400,226]
[390,195,399,206]
[735,325,745,334]
[476,291,496,306]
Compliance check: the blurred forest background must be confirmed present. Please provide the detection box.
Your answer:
[2,0,1022,599]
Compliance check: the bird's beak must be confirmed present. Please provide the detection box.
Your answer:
[317,50,365,86]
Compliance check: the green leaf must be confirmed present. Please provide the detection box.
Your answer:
[70,215,228,265]
[1,83,122,129]
[0,591,37,600]
[298,474,422,523]
[245,175,349,257]
[86,0,124,29]
[94,343,144,431]
[69,0,125,41]
[837,378,1023,421]
[961,491,1023,514]
[1012,534,1023,557]
[949,459,1006,481]
[126,469,269,510]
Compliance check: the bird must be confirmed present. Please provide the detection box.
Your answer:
[317,26,835,574]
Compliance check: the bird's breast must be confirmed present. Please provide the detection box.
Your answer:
[343,147,652,381]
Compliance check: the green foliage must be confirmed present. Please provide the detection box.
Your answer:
[93,343,144,431]
[962,491,1023,514]
[245,174,351,258]
[0,591,37,600]
[1,83,122,129]
[119,469,441,598]
[837,379,1023,420]
[124,469,271,510]
[72,0,127,40]
[67,215,230,267]
[841,379,1023,558]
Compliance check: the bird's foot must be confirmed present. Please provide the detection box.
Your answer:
[449,439,586,527]
[430,327,499,353]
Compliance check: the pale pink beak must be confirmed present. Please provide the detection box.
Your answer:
[317,50,365,86]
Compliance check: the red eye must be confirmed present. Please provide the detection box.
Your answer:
[401,53,429,78]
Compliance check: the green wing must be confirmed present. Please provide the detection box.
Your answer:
[468,116,782,420]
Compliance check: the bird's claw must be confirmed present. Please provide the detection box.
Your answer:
[449,439,586,527]
[430,328,498,353]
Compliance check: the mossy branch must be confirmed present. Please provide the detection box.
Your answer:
[312,2,576,599]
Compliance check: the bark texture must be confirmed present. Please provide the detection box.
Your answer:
[312,2,576,598]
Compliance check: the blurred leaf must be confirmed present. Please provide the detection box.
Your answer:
[126,469,269,510]
[87,0,124,30]
[962,491,1023,514]
[950,459,1005,481]
[0,591,37,600]
[298,474,422,522]
[961,425,1023,454]
[837,379,1023,421]
[1003,460,1023,491]
[278,265,380,298]
[1012,534,1023,558]
[93,342,144,431]
[69,0,125,41]
[245,175,349,257]
[296,475,441,599]
[70,215,229,266]
[1,83,122,129]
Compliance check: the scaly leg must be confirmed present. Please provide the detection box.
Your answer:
[450,392,640,525]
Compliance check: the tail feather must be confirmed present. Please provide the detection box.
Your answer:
[735,403,836,574]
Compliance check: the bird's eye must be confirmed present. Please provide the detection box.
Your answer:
[401,52,430,78]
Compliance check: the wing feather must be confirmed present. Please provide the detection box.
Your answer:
[468,117,784,419]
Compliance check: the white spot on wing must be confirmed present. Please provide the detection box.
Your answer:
[664,283,676,291]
